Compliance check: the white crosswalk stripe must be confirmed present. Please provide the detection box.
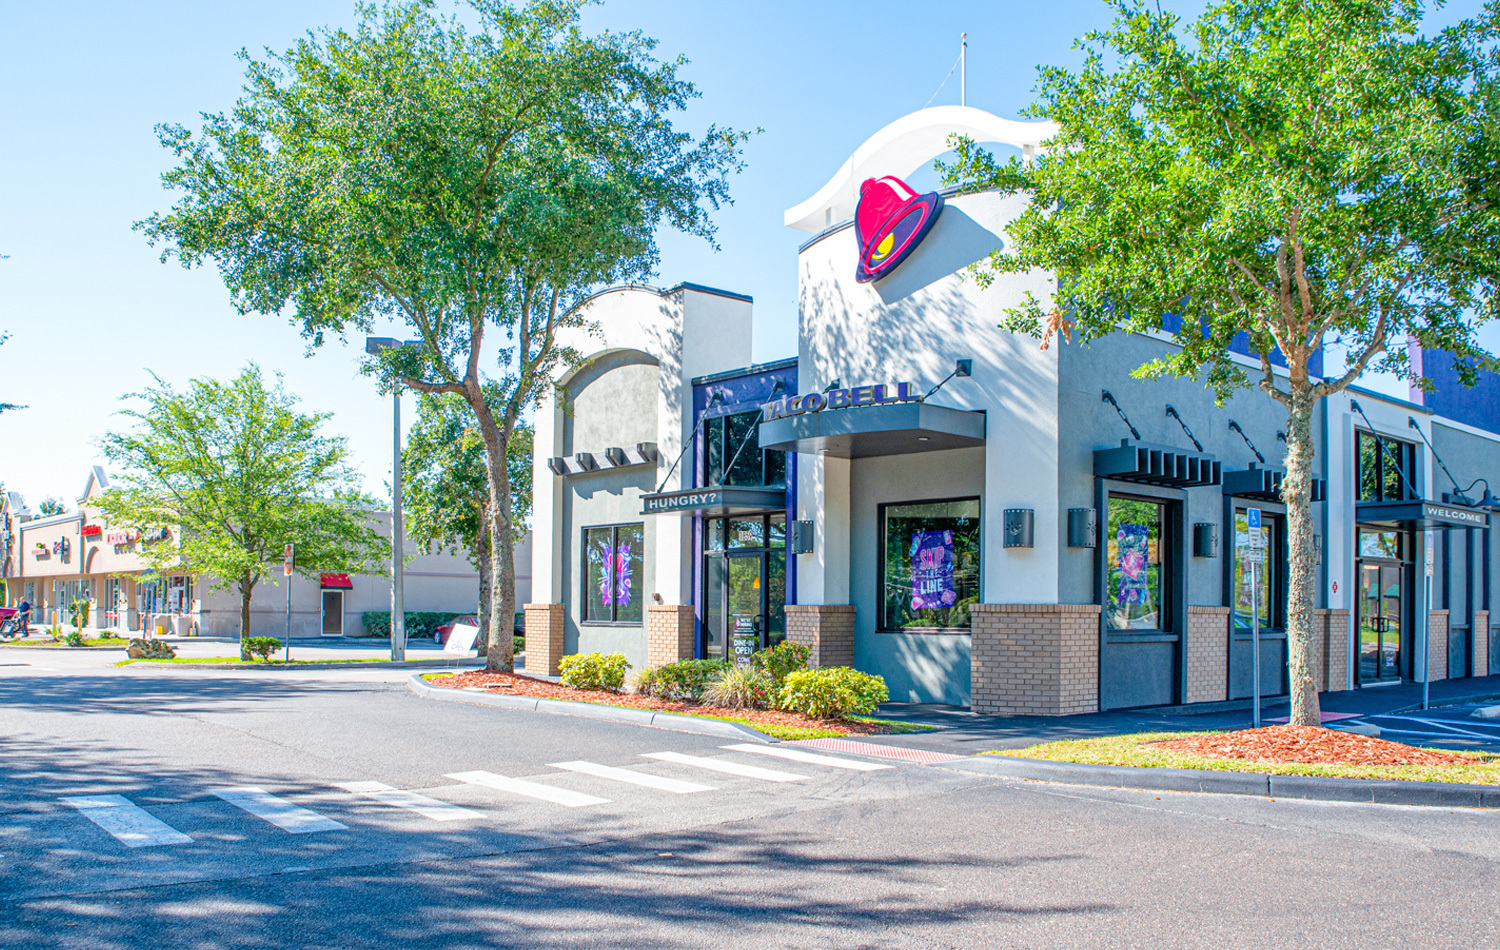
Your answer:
[335,781,485,821]
[445,770,611,807]
[548,760,716,794]
[720,743,894,771]
[641,751,807,782]
[62,795,194,848]
[210,787,348,833]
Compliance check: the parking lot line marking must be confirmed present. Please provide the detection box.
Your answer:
[210,787,348,833]
[335,781,485,821]
[547,761,716,794]
[445,770,611,807]
[1369,717,1498,740]
[62,795,194,848]
[719,743,894,771]
[640,751,807,783]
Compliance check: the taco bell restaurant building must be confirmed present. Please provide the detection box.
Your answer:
[524,105,1500,715]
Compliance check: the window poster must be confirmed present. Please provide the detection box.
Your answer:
[598,545,616,606]
[910,529,957,609]
[614,543,633,606]
[597,544,635,607]
[1115,523,1150,606]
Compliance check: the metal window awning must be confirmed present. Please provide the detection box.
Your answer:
[641,486,787,516]
[1221,464,1327,503]
[1093,440,1221,488]
[319,573,354,589]
[1355,499,1491,530]
[757,402,986,459]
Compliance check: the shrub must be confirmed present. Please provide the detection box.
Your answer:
[635,658,733,701]
[513,635,525,656]
[68,598,91,629]
[778,667,889,719]
[752,641,810,688]
[242,636,282,661]
[126,638,177,659]
[559,652,630,691]
[361,611,468,640]
[702,665,773,710]
[64,630,86,647]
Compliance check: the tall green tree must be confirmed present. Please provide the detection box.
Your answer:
[93,365,388,647]
[404,390,533,649]
[943,0,1500,725]
[139,0,748,670]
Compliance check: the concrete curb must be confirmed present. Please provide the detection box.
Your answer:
[123,658,480,671]
[406,673,776,742]
[937,755,1500,808]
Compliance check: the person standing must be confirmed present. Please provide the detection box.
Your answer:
[16,597,31,635]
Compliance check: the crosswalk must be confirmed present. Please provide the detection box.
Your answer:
[46,744,896,851]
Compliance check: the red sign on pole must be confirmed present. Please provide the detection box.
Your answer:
[283,543,294,577]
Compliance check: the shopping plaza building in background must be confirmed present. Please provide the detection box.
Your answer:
[0,467,501,638]
[523,105,1500,714]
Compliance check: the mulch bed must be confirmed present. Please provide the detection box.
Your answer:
[434,669,895,735]
[1154,724,1474,768]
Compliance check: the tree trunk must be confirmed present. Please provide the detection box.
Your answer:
[1283,380,1322,726]
[474,529,493,659]
[464,387,517,673]
[238,571,256,660]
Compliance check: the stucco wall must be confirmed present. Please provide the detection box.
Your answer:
[846,446,982,705]
[795,189,1060,610]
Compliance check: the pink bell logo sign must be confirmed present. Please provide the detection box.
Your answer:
[854,175,944,282]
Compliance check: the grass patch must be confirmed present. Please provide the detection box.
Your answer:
[993,731,1500,785]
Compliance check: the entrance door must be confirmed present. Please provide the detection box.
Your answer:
[321,590,344,637]
[726,554,763,660]
[1357,562,1404,683]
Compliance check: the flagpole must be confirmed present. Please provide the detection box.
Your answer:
[960,33,967,107]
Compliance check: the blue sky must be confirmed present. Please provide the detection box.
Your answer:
[0,0,1465,509]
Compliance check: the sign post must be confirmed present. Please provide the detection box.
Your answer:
[1424,531,1435,710]
[283,543,294,664]
[1247,508,1263,728]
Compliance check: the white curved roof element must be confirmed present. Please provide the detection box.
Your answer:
[784,105,1059,233]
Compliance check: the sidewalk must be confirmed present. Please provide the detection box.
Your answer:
[860,674,1500,756]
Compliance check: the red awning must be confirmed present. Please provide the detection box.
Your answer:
[319,573,353,589]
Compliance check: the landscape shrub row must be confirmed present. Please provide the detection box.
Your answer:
[558,641,887,719]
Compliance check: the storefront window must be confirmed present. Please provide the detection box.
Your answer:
[1359,530,1402,559]
[1106,497,1166,631]
[584,524,644,624]
[703,410,788,488]
[1357,431,1417,502]
[1232,510,1276,631]
[880,498,980,630]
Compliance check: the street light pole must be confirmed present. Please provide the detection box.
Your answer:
[366,336,419,662]
[391,387,406,662]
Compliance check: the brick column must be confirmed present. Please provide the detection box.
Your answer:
[647,605,696,668]
[1185,606,1230,704]
[1428,609,1449,682]
[524,603,566,676]
[785,605,855,668]
[1314,608,1352,692]
[1475,610,1490,679]
[970,604,1101,717]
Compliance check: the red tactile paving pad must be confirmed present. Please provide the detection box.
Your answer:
[788,738,962,763]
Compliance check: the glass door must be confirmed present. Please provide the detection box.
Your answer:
[704,556,727,660]
[1357,561,1405,683]
[727,554,764,660]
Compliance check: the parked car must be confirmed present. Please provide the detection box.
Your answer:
[433,615,479,646]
